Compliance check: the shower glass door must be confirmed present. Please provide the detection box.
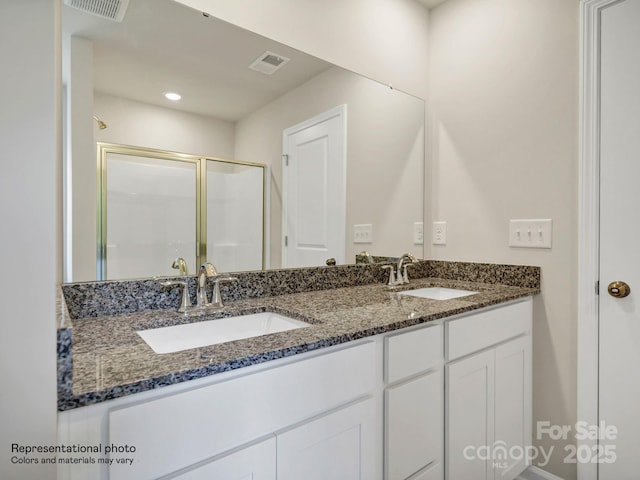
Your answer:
[97,143,266,280]
[101,151,198,280]
[206,160,265,272]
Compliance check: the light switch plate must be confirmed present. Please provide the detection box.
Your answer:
[413,222,424,245]
[432,221,447,245]
[353,224,373,244]
[509,219,552,248]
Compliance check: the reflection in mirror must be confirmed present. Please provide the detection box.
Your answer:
[102,148,197,280]
[62,0,425,282]
[206,159,265,273]
[97,143,266,280]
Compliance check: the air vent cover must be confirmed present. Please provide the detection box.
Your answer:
[249,51,291,75]
[64,0,131,22]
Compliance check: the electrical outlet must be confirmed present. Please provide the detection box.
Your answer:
[509,219,552,248]
[413,222,424,245]
[353,224,373,244]
[432,221,447,245]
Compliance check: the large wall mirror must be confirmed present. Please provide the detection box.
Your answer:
[62,0,425,282]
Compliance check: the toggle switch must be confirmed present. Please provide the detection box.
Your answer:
[509,219,552,249]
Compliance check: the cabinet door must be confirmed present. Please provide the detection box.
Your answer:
[277,398,376,480]
[171,437,276,480]
[494,336,531,480]
[446,349,494,480]
[386,370,443,480]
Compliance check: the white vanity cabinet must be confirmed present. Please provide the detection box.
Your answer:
[277,398,376,480]
[58,341,379,480]
[445,298,532,480]
[171,396,376,480]
[58,296,533,480]
[384,323,444,480]
[170,437,276,480]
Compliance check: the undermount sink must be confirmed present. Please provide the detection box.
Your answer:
[137,312,310,354]
[398,287,478,301]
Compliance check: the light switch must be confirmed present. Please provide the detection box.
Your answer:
[353,224,373,244]
[509,219,552,249]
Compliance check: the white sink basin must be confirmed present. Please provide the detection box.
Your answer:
[137,312,310,354]
[398,287,478,300]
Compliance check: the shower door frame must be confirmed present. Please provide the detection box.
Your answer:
[96,142,266,280]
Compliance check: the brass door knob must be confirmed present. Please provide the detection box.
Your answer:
[608,281,631,298]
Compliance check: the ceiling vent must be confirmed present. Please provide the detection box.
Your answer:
[249,51,290,75]
[64,0,131,22]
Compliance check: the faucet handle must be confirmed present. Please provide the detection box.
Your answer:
[160,280,191,314]
[171,257,189,277]
[402,263,415,284]
[381,265,396,287]
[211,276,238,308]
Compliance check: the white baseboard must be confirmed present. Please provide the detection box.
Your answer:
[517,465,565,480]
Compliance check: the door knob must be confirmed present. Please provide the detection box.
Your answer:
[607,281,631,298]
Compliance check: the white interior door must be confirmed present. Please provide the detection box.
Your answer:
[282,105,346,268]
[599,0,640,478]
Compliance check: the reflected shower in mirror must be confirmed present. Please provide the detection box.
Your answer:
[62,0,425,281]
[97,143,266,280]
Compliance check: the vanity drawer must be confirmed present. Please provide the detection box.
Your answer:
[385,323,443,384]
[446,298,532,361]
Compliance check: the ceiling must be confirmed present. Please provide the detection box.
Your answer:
[62,0,332,121]
[416,0,448,9]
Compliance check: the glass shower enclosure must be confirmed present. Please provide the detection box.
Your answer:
[97,143,266,280]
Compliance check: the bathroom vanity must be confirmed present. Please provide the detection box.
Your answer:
[57,261,538,480]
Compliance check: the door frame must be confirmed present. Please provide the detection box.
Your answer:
[578,1,621,479]
[281,105,347,267]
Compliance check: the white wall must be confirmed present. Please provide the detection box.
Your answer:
[94,92,236,158]
[68,37,95,281]
[175,0,430,100]
[428,0,579,478]
[0,1,59,479]
[235,66,424,266]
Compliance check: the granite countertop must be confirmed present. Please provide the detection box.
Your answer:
[57,274,538,411]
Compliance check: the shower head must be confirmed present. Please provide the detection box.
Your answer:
[92,115,107,130]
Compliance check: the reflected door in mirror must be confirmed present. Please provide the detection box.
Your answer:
[282,105,346,268]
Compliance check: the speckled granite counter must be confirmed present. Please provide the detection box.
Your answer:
[57,261,540,411]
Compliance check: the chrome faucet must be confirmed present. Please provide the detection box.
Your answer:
[397,253,417,284]
[382,253,417,288]
[195,261,238,308]
[161,259,239,312]
[197,262,218,307]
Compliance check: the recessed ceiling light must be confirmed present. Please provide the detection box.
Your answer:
[164,92,182,101]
